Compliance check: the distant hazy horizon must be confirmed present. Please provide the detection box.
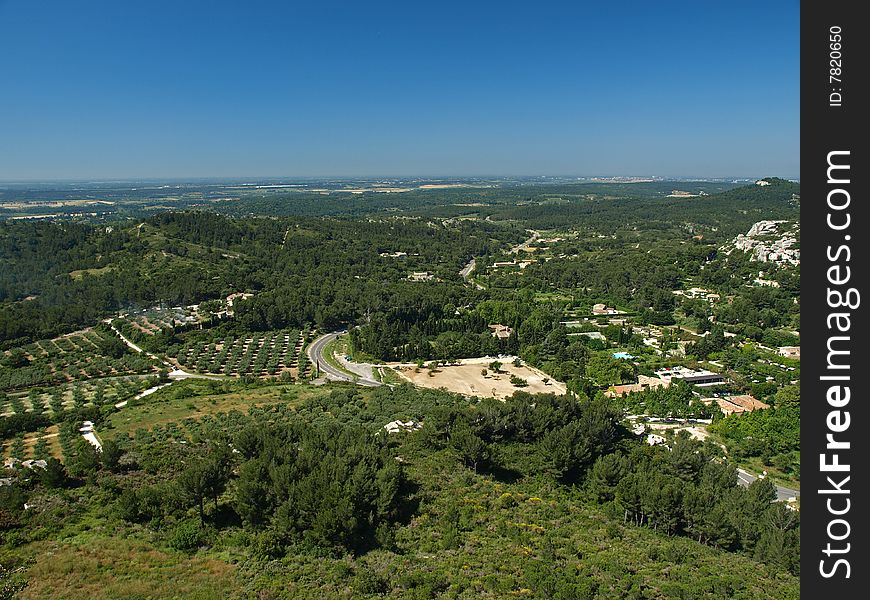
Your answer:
[0,174,798,185]
[0,1,799,180]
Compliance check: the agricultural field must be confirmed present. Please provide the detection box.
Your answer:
[0,328,159,391]
[121,304,211,334]
[1,374,160,417]
[1,425,62,462]
[168,329,302,377]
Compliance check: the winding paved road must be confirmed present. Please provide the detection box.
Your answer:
[736,468,800,502]
[307,331,381,387]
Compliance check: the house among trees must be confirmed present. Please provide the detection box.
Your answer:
[492,259,534,269]
[753,277,780,288]
[408,271,434,281]
[224,292,254,317]
[488,324,513,339]
[778,346,800,360]
[592,303,618,315]
[226,292,254,307]
[654,366,727,387]
[605,374,669,397]
[673,287,721,303]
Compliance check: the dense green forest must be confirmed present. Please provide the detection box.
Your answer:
[1,179,797,346]
[1,381,799,598]
[0,214,523,347]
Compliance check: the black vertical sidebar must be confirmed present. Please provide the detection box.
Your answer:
[801,0,869,595]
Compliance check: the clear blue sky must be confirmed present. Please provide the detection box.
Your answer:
[0,1,799,180]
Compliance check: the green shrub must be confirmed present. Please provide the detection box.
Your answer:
[254,530,286,560]
[169,519,208,552]
[352,567,388,595]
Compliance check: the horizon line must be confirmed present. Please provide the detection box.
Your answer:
[0,174,800,184]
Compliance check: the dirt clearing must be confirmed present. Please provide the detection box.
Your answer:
[389,356,565,400]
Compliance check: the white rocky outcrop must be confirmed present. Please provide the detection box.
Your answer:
[729,220,799,266]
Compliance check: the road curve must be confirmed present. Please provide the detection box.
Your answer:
[736,468,799,502]
[307,331,381,387]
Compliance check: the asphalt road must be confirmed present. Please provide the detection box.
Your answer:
[510,230,540,254]
[307,331,381,387]
[736,468,800,501]
[460,258,476,280]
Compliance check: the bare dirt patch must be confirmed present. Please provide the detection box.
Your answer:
[389,356,566,400]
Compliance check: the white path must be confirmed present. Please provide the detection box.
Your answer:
[79,421,102,451]
[114,381,174,408]
[104,319,222,381]
[104,319,223,412]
